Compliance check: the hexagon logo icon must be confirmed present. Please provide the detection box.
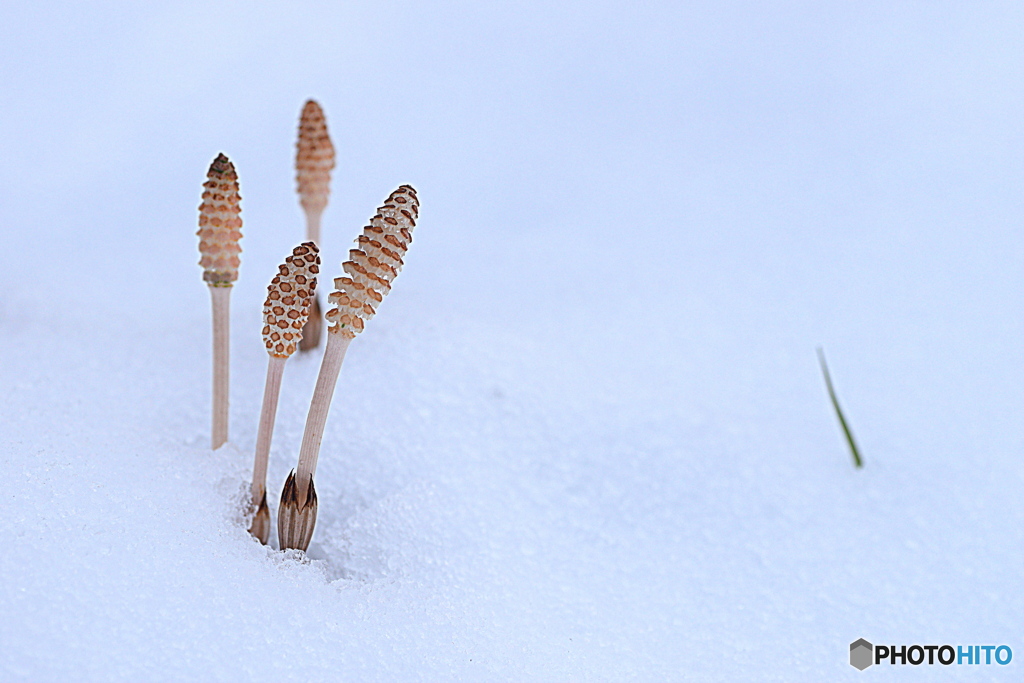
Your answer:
[850,639,873,670]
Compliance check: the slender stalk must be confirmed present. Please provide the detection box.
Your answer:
[817,347,863,469]
[209,285,231,450]
[251,355,287,502]
[299,210,324,351]
[247,355,285,544]
[304,209,323,246]
[294,332,351,505]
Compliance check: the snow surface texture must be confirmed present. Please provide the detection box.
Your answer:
[2,2,1023,681]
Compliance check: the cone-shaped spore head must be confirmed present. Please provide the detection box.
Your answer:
[262,242,321,357]
[296,100,335,216]
[197,153,243,285]
[325,185,419,338]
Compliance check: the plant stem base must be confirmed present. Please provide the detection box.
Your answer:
[248,490,271,545]
[278,471,317,551]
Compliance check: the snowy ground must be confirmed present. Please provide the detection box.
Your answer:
[2,2,1024,680]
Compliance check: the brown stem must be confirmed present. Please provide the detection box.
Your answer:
[295,331,351,505]
[304,208,323,246]
[251,355,287,503]
[209,285,231,449]
[298,209,324,352]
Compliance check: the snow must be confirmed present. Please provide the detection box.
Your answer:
[2,1,1024,680]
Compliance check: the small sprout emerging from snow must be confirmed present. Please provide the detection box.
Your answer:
[197,153,243,449]
[249,243,320,545]
[817,347,863,469]
[296,99,335,352]
[279,185,419,551]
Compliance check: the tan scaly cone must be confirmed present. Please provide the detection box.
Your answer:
[248,242,320,544]
[279,185,419,551]
[295,100,335,351]
[197,153,242,450]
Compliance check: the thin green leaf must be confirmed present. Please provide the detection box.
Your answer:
[817,347,863,469]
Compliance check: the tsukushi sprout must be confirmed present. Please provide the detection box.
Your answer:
[196,153,242,450]
[279,185,419,552]
[295,100,335,351]
[248,243,320,545]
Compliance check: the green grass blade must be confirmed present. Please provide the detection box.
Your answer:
[817,347,863,468]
